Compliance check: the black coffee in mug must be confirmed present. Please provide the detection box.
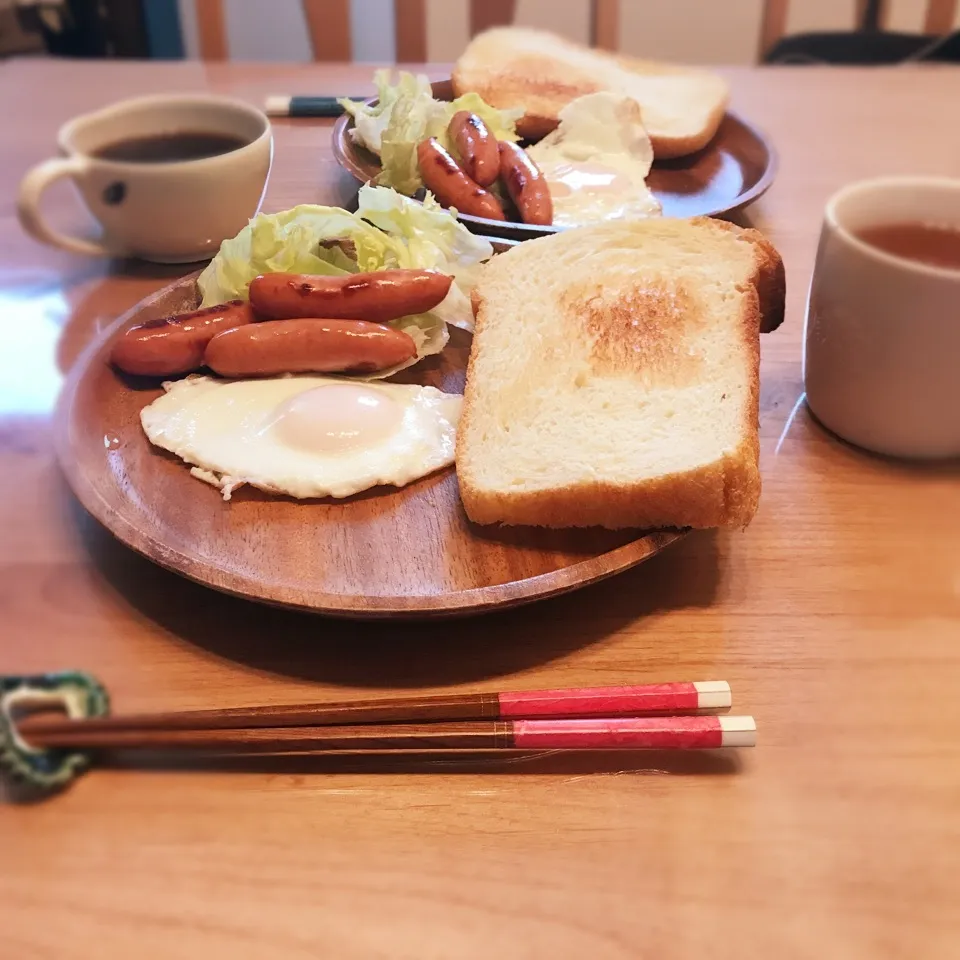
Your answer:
[92,130,249,164]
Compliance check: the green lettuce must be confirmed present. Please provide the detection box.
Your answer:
[339,70,434,156]
[340,70,521,196]
[196,187,493,376]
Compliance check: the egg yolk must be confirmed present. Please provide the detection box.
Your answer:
[263,384,404,454]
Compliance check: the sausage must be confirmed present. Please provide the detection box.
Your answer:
[498,140,554,227]
[416,138,505,221]
[110,300,255,376]
[449,111,499,187]
[204,318,417,377]
[249,269,452,324]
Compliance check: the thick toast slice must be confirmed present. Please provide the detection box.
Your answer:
[452,27,729,157]
[456,218,785,530]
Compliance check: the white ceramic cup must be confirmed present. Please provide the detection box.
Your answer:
[804,176,960,459]
[17,94,273,263]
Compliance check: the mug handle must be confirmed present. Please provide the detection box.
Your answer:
[17,156,113,257]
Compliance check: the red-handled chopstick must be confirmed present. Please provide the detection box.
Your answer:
[17,681,732,741]
[20,715,756,753]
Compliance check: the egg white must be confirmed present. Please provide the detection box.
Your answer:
[140,375,462,500]
[526,91,662,228]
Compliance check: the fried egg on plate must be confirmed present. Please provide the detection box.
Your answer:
[526,91,662,228]
[140,375,462,500]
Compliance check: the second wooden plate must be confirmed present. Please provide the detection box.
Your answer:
[332,79,778,241]
[56,275,685,619]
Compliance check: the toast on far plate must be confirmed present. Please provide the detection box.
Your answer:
[456,218,785,531]
[452,27,729,158]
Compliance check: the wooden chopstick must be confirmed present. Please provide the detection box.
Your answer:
[20,716,756,753]
[16,682,731,739]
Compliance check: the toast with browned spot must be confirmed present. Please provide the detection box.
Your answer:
[456,218,785,530]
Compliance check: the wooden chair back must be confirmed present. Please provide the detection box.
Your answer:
[195,0,350,61]
[194,0,959,63]
[195,0,620,62]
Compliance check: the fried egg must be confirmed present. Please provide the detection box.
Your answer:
[141,375,461,500]
[526,91,662,228]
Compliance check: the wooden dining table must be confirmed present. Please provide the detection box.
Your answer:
[2,57,960,959]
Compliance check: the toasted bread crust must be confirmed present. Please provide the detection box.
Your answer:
[456,218,784,531]
[648,98,728,159]
[459,443,760,530]
[693,218,786,333]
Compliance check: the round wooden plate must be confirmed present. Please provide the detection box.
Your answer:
[55,275,685,619]
[332,80,778,241]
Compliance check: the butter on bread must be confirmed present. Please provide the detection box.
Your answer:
[456,218,785,530]
[452,27,729,158]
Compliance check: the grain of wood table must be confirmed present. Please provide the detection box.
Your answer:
[2,59,959,960]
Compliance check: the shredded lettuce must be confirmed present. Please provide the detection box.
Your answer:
[377,91,438,196]
[196,187,493,376]
[339,70,434,156]
[340,70,521,196]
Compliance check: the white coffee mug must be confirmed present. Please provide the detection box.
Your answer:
[804,176,960,459]
[18,94,273,263]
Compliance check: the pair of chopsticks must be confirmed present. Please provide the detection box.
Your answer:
[265,95,361,118]
[16,682,754,754]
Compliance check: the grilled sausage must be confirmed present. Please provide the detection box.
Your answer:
[204,318,417,377]
[110,300,255,376]
[416,138,505,221]
[249,270,452,324]
[498,140,553,227]
[449,111,499,187]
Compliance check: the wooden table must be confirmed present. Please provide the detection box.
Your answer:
[2,59,959,959]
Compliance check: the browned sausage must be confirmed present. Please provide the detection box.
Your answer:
[498,140,553,227]
[449,111,499,187]
[249,269,452,324]
[416,138,505,221]
[204,318,417,377]
[110,300,255,376]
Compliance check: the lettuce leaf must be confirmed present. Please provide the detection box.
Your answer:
[341,71,521,196]
[377,92,442,195]
[198,205,397,304]
[196,188,493,377]
[357,187,491,276]
[339,69,434,156]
